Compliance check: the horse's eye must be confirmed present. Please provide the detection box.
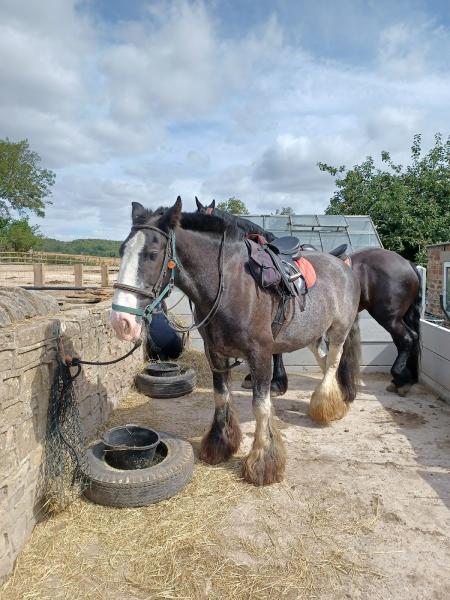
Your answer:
[148,250,158,260]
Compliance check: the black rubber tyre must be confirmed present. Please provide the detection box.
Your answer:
[135,368,196,398]
[82,432,194,507]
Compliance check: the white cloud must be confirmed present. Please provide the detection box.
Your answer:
[2,1,449,237]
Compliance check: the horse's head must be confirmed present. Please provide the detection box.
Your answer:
[195,196,215,215]
[110,197,182,341]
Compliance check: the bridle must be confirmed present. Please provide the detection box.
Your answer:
[112,224,227,333]
[112,224,179,322]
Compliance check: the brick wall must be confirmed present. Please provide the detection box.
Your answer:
[426,243,450,319]
[0,293,142,580]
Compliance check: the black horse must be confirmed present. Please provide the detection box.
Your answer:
[196,198,422,396]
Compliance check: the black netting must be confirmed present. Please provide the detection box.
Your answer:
[40,358,89,514]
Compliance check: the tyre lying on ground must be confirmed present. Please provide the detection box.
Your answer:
[82,432,194,507]
[135,362,196,398]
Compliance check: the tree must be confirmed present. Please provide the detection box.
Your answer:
[0,217,42,251]
[274,207,294,215]
[0,138,55,219]
[318,133,450,263]
[216,197,249,215]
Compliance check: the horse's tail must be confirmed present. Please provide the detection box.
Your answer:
[404,264,422,383]
[337,316,361,403]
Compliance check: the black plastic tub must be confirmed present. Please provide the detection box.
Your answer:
[102,424,160,470]
[145,362,181,377]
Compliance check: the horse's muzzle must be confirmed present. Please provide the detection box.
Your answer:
[110,310,142,342]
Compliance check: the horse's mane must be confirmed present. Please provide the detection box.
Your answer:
[156,209,241,240]
[212,208,275,242]
[139,204,269,242]
[179,212,240,239]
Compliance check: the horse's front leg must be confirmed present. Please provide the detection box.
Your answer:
[199,355,242,465]
[242,353,286,485]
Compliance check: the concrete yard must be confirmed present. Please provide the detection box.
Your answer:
[2,372,450,599]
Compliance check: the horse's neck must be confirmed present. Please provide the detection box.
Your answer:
[174,228,223,309]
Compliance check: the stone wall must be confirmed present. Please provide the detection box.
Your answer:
[0,289,142,580]
[426,242,450,320]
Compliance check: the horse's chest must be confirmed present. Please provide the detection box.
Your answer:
[202,317,249,355]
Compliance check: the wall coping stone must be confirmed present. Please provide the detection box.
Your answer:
[0,288,60,328]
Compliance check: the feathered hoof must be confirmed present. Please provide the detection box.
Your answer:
[397,384,412,397]
[242,435,286,486]
[199,407,242,464]
[309,384,349,423]
[270,379,288,398]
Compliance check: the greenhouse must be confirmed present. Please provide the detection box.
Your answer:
[246,214,383,253]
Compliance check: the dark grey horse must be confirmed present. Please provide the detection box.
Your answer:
[196,198,422,396]
[111,199,361,486]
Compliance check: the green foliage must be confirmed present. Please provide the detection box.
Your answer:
[40,238,121,257]
[0,217,43,251]
[0,138,55,219]
[319,133,450,263]
[216,197,249,215]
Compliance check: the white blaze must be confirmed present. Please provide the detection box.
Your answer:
[112,231,146,312]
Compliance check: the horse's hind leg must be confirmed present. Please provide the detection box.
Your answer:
[199,356,242,465]
[308,338,327,374]
[270,354,288,397]
[381,317,415,396]
[242,352,286,485]
[242,354,288,397]
[309,343,348,423]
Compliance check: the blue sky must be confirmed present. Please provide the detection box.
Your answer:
[1,0,449,240]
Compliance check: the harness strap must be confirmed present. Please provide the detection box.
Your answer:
[112,282,156,298]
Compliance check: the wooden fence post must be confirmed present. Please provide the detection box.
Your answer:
[101,264,109,287]
[33,263,45,286]
[74,263,84,287]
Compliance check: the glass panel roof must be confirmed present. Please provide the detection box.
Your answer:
[245,214,382,252]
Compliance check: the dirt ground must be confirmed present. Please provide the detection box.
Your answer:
[3,372,450,599]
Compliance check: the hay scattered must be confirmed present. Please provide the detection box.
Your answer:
[178,347,212,387]
[2,385,382,600]
[2,456,380,600]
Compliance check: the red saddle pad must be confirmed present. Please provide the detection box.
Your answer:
[294,257,317,289]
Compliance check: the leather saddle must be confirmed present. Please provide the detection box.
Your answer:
[299,242,348,259]
[267,236,348,292]
[246,234,349,304]
[266,237,304,296]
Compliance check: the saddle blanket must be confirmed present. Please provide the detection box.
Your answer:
[294,257,317,289]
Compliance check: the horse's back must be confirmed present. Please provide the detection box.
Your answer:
[299,250,360,318]
[350,247,419,314]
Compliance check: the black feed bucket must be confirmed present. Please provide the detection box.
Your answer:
[145,362,181,377]
[102,424,160,470]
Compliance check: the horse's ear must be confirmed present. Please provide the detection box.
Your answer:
[209,199,215,209]
[167,196,182,228]
[132,202,146,223]
[195,196,203,211]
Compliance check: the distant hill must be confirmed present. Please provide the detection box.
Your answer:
[41,238,121,257]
